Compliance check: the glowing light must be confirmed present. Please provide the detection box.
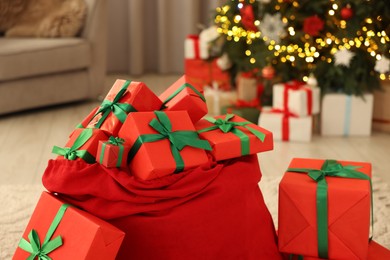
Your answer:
[329,10,335,16]
[254,20,260,26]
[376,54,382,60]
[250,58,256,64]
[237,3,243,9]
[303,76,309,81]
[380,74,386,80]
[326,38,332,44]
[289,56,295,62]
[234,15,241,23]
[332,4,338,10]
[366,18,373,24]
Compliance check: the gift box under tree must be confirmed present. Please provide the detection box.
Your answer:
[278,158,373,259]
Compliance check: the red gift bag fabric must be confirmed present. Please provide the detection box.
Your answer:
[42,155,282,260]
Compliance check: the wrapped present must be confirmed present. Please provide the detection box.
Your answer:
[204,84,237,116]
[278,158,372,259]
[118,111,211,180]
[272,81,320,117]
[373,80,390,133]
[184,34,201,59]
[236,72,259,102]
[321,93,373,136]
[196,114,273,161]
[13,192,125,260]
[258,109,312,142]
[159,75,208,123]
[52,128,108,163]
[222,99,261,124]
[87,79,162,136]
[184,59,212,90]
[96,136,130,169]
[210,59,231,91]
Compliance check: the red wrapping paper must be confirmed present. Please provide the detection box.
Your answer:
[88,79,163,136]
[210,59,231,91]
[184,59,212,90]
[118,111,209,180]
[195,114,273,161]
[96,139,130,169]
[159,75,208,123]
[13,192,124,260]
[57,128,108,161]
[42,155,282,260]
[278,158,372,259]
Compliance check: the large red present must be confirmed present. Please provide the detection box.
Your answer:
[52,128,108,163]
[87,79,162,136]
[159,75,208,123]
[118,110,211,180]
[13,192,124,260]
[196,114,273,161]
[278,158,372,259]
[96,137,130,169]
[42,155,283,260]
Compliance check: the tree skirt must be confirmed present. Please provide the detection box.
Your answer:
[1,174,389,259]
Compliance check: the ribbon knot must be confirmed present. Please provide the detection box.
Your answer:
[108,136,124,146]
[213,117,235,133]
[64,150,77,161]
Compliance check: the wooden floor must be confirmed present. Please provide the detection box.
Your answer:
[1,74,390,188]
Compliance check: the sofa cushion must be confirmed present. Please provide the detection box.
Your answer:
[0,38,90,81]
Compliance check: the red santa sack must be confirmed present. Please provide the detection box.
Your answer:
[42,154,282,260]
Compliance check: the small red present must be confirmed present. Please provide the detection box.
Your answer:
[13,192,125,260]
[52,128,108,163]
[278,158,372,259]
[87,79,163,136]
[96,137,130,169]
[184,59,212,90]
[118,111,211,180]
[195,114,273,161]
[159,75,208,123]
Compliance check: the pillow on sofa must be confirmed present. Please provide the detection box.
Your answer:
[0,0,87,37]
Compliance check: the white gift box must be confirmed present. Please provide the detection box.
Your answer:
[184,35,201,59]
[273,82,320,116]
[258,109,313,142]
[321,93,373,136]
[204,84,237,116]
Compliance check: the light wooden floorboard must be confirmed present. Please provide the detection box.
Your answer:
[0,73,389,188]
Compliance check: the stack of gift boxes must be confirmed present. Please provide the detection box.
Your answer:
[14,75,276,259]
[258,81,321,142]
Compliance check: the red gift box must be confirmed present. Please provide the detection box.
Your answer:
[52,128,108,163]
[13,192,125,260]
[210,59,231,91]
[118,111,211,180]
[159,75,208,123]
[96,137,130,169]
[278,158,372,259]
[87,79,163,136]
[195,114,273,161]
[184,59,212,90]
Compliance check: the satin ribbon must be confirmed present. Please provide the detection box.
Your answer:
[99,136,125,167]
[93,80,137,128]
[283,81,312,115]
[18,204,69,260]
[161,83,206,109]
[269,109,298,141]
[187,35,200,59]
[52,128,95,163]
[197,114,266,155]
[287,160,373,259]
[128,111,211,173]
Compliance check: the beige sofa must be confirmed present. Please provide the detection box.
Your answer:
[0,0,107,115]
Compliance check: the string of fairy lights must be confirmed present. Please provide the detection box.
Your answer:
[215,0,390,80]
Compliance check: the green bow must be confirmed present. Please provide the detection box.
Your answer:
[18,204,69,260]
[197,114,266,155]
[128,111,211,173]
[161,83,206,109]
[52,128,95,163]
[93,80,137,128]
[288,160,373,259]
[100,136,126,167]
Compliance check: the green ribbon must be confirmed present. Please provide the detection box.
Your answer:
[52,128,95,163]
[18,204,69,260]
[128,111,212,173]
[93,80,137,128]
[161,83,206,109]
[197,114,266,155]
[287,160,373,259]
[100,136,125,167]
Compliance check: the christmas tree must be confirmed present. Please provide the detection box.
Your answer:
[213,0,390,96]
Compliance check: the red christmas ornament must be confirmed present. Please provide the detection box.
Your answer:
[303,15,325,36]
[240,4,259,32]
[341,5,353,20]
[262,66,275,80]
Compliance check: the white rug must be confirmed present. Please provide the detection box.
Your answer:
[1,175,389,259]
